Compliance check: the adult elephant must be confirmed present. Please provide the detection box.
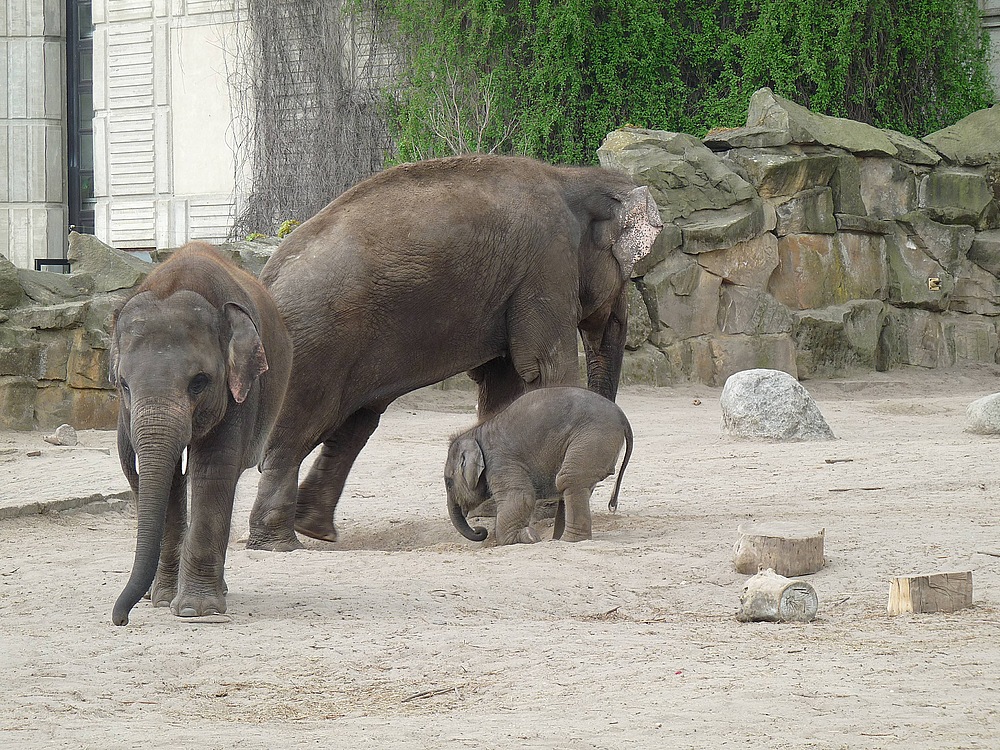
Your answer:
[248,154,661,551]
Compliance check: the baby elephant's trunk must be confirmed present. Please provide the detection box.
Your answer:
[447,493,489,542]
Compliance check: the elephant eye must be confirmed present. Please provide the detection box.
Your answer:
[189,373,211,395]
[120,380,130,396]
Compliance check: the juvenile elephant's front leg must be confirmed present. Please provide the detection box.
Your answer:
[150,467,188,607]
[495,490,541,545]
[173,451,239,617]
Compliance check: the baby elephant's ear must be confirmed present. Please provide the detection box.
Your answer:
[460,439,485,489]
[224,302,268,403]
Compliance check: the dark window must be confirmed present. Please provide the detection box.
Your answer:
[67,0,95,235]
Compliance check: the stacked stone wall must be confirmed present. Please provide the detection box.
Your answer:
[0,234,275,430]
[606,88,1000,386]
[4,87,1000,428]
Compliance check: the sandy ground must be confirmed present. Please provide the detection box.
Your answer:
[2,368,1000,749]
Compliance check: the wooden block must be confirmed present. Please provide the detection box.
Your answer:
[887,571,973,615]
[733,521,825,577]
[736,569,819,623]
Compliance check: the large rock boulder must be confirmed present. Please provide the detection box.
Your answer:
[0,254,24,310]
[720,368,835,441]
[773,187,837,236]
[724,148,841,199]
[745,88,898,157]
[793,300,887,378]
[68,232,152,293]
[676,198,775,253]
[598,128,758,223]
[965,392,1000,434]
[923,104,1000,166]
[918,169,993,226]
[16,268,94,305]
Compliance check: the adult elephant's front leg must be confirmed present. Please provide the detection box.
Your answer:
[173,448,239,618]
[294,407,383,542]
[580,289,628,400]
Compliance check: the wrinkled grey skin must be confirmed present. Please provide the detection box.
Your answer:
[445,387,633,545]
[110,243,291,626]
[248,154,660,551]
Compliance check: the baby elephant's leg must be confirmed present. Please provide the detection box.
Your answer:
[495,490,541,545]
[558,487,594,542]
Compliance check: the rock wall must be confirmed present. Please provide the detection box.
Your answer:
[0,234,276,430]
[604,88,1000,386]
[4,87,1000,427]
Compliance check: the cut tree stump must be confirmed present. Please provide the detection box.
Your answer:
[736,569,819,623]
[733,521,825,576]
[887,571,973,615]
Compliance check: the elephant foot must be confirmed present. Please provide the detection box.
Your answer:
[517,527,542,544]
[559,528,592,543]
[150,578,177,608]
[246,527,304,551]
[172,590,227,619]
[500,527,541,545]
[294,516,339,543]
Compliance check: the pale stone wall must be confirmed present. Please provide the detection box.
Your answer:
[92,0,242,251]
[0,0,67,269]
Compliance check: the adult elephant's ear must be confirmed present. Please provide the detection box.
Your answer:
[613,185,662,278]
[225,302,269,403]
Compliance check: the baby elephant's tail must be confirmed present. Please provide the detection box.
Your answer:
[607,418,633,512]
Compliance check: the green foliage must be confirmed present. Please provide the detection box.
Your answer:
[277,219,301,238]
[372,0,995,163]
[246,232,267,241]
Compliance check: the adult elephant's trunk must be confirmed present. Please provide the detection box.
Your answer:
[112,397,190,626]
[447,493,488,542]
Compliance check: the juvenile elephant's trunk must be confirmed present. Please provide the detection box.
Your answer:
[448,493,488,542]
[112,398,189,626]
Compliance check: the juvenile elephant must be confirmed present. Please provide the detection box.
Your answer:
[248,154,660,551]
[445,386,633,544]
[110,243,291,626]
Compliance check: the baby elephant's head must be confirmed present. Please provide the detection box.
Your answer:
[444,436,489,541]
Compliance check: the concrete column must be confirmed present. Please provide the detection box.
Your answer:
[0,0,67,269]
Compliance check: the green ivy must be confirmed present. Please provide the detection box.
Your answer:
[372,0,994,164]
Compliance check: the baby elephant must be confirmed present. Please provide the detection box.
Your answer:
[444,386,633,544]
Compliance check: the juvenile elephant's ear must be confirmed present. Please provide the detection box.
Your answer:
[224,302,268,404]
[460,439,486,490]
[612,185,663,279]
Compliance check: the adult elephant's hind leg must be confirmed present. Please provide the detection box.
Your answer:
[295,406,384,542]
[248,422,315,551]
[468,357,526,420]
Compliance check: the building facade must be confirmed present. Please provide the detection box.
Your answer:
[3,0,241,268]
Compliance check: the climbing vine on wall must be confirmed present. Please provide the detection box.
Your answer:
[228,0,395,238]
[373,0,995,164]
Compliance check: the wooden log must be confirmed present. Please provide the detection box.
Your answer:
[733,521,825,577]
[887,571,973,615]
[736,569,819,623]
